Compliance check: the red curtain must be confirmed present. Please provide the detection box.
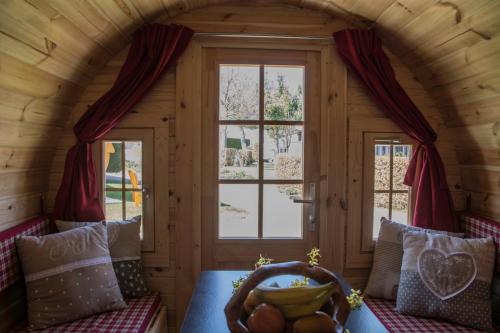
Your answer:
[53,24,193,221]
[333,29,458,232]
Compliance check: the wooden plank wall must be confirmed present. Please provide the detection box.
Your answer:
[0,0,498,236]
[373,0,500,219]
[444,98,500,219]
[1,1,496,331]
[38,4,464,331]
[0,0,116,232]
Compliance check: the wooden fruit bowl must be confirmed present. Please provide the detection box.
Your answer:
[224,261,351,333]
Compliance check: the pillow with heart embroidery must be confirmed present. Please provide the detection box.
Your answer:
[417,249,477,300]
[365,218,463,300]
[396,231,496,332]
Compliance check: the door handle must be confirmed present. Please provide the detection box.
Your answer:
[142,186,151,200]
[291,182,316,231]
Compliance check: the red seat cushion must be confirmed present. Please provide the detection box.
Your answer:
[19,292,161,333]
[365,298,485,332]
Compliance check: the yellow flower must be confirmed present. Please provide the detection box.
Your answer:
[254,254,274,270]
[346,289,364,310]
[307,247,321,266]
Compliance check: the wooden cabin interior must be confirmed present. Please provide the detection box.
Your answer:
[0,1,499,332]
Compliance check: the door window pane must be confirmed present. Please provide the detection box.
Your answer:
[219,65,259,120]
[264,125,303,179]
[264,66,304,121]
[219,125,259,179]
[263,185,302,238]
[219,184,258,238]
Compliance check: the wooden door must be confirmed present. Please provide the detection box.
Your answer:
[201,48,322,269]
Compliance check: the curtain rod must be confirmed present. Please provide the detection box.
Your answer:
[193,32,333,40]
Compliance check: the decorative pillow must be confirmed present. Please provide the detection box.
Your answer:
[396,231,495,332]
[365,217,463,300]
[56,216,150,298]
[15,223,126,329]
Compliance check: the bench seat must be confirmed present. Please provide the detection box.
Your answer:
[365,298,485,332]
[364,212,500,333]
[17,292,162,333]
[0,217,166,333]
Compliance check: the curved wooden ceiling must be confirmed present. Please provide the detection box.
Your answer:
[0,0,499,221]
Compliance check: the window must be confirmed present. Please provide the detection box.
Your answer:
[95,129,155,252]
[218,64,305,239]
[362,132,414,251]
[368,137,413,239]
[102,140,143,223]
[347,118,415,268]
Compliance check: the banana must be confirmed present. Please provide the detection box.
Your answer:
[253,282,334,306]
[278,287,335,320]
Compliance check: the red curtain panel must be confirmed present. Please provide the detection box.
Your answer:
[333,29,458,232]
[53,24,193,221]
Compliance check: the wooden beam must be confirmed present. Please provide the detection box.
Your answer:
[174,39,202,331]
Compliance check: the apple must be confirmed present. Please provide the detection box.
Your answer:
[247,303,286,333]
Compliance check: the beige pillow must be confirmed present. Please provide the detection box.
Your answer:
[56,216,149,298]
[396,231,495,331]
[56,216,141,261]
[16,223,126,329]
[365,217,463,300]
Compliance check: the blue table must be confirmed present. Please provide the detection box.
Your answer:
[181,271,388,333]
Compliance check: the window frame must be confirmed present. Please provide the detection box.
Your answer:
[94,129,155,252]
[346,118,416,268]
[361,132,414,252]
